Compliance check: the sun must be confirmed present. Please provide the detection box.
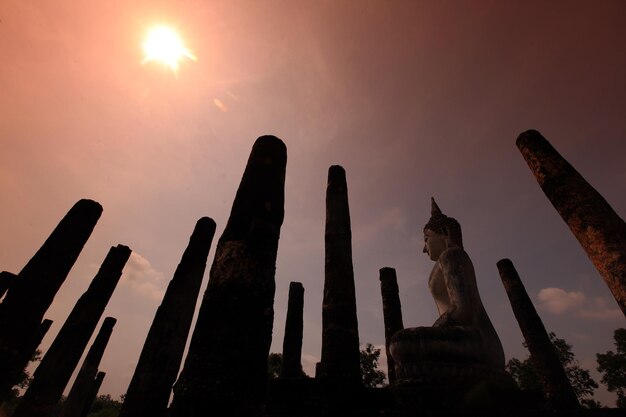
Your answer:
[142,26,196,73]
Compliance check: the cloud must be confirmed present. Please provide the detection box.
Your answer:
[538,287,621,320]
[538,288,585,314]
[120,252,166,301]
[578,296,623,320]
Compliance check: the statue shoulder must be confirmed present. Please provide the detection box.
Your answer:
[437,246,471,268]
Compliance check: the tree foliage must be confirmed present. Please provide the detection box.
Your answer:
[506,332,599,408]
[10,349,43,398]
[597,328,626,408]
[360,343,386,388]
[267,352,283,379]
[86,394,123,417]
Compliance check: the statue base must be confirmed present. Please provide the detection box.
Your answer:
[392,361,519,415]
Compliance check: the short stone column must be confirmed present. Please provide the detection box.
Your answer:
[319,165,361,384]
[0,199,102,399]
[119,218,216,417]
[517,130,626,316]
[497,259,580,409]
[79,372,105,417]
[15,245,131,417]
[59,317,116,417]
[379,267,404,384]
[170,136,287,417]
[280,282,305,378]
[0,271,16,299]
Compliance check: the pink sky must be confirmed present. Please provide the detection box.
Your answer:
[1,0,625,406]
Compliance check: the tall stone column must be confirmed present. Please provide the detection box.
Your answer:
[517,130,626,316]
[170,136,287,417]
[280,282,305,378]
[379,267,403,384]
[319,165,361,384]
[59,317,116,417]
[79,371,105,417]
[119,217,216,417]
[0,271,17,299]
[497,259,580,409]
[14,245,131,417]
[0,199,102,398]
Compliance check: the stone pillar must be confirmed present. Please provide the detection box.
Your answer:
[497,259,580,409]
[0,271,17,299]
[14,245,131,417]
[280,282,305,378]
[79,371,105,417]
[0,199,102,398]
[517,130,626,316]
[379,267,403,384]
[170,136,287,417]
[119,218,216,417]
[59,318,116,417]
[319,165,361,384]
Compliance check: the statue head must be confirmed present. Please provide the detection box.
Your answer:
[423,198,463,260]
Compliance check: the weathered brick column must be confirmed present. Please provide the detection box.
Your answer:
[517,130,626,316]
[379,267,403,384]
[319,165,361,384]
[280,282,305,378]
[497,259,580,409]
[119,218,216,417]
[14,245,130,417]
[170,136,287,417]
[0,199,102,399]
[59,317,116,417]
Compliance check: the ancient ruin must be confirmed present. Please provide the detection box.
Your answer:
[80,371,105,417]
[59,317,117,417]
[280,281,305,378]
[517,130,626,317]
[390,199,505,411]
[169,136,287,417]
[319,165,361,385]
[497,258,580,409]
[14,245,131,417]
[0,271,16,299]
[379,267,404,384]
[2,132,624,417]
[119,217,216,417]
[0,199,102,400]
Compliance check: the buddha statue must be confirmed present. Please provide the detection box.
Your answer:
[390,199,505,405]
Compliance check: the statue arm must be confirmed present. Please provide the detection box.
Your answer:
[434,247,476,327]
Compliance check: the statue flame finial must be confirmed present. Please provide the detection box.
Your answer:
[431,197,442,216]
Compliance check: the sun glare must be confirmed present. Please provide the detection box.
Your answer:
[142,26,196,73]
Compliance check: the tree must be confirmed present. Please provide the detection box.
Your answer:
[87,394,123,417]
[506,332,599,408]
[11,349,42,399]
[597,328,626,408]
[360,343,386,388]
[267,353,282,379]
[0,349,43,416]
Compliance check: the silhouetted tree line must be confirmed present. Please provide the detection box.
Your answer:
[3,331,624,415]
[506,329,626,408]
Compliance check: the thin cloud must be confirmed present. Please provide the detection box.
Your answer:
[538,287,621,320]
[120,252,165,301]
[538,288,585,314]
